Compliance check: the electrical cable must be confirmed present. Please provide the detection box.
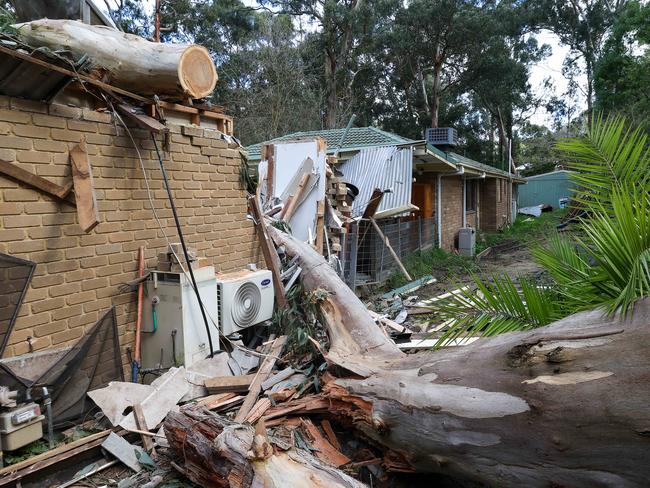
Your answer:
[151,133,215,358]
[110,103,277,361]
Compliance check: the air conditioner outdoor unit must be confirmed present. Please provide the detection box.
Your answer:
[425,127,458,147]
[216,269,274,336]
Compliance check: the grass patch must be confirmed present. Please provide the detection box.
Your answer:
[476,209,566,253]
[384,247,477,291]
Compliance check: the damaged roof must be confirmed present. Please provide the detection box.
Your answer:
[247,127,525,182]
[245,127,414,161]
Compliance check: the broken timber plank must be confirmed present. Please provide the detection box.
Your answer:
[315,199,325,254]
[235,336,287,423]
[0,158,75,205]
[117,103,168,133]
[280,173,310,221]
[361,188,384,219]
[249,195,288,308]
[133,404,154,453]
[244,398,272,424]
[0,429,115,486]
[204,374,255,393]
[195,392,237,409]
[69,141,100,232]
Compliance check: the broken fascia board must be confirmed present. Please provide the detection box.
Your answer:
[120,366,189,431]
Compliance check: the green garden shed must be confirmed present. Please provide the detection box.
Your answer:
[518,170,575,208]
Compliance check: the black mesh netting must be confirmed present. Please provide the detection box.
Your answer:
[0,253,36,357]
[0,253,123,425]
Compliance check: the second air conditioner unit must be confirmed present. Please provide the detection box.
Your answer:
[216,269,274,336]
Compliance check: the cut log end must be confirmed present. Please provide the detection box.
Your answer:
[178,45,218,98]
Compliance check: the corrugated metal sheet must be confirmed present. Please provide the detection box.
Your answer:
[518,170,576,207]
[0,43,76,101]
[340,146,413,218]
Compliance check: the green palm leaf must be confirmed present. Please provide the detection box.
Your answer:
[431,274,564,348]
[557,114,650,210]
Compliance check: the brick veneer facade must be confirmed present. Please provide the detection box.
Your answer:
[480,177,512,232]
[416,174,513,251]
[0,96,259,368]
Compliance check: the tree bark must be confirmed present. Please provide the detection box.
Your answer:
[267,226,650,487]
[14,19,218,99]
[164,408,365,488]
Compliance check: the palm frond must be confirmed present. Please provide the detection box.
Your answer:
[557,114,650,210]
[431,274,563,348]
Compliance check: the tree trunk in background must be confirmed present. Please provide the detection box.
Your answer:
[15,19,218,99]
[265,227,650,487]
[430,56,443,128]
[324,50,338,129]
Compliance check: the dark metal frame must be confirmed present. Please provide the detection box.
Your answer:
[0,253,36,357]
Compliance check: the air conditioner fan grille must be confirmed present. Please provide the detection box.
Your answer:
[231,281,261,327]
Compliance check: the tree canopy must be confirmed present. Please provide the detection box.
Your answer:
[3,0,646,171]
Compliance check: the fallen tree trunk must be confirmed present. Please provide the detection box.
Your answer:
[164,409,365,488]
[266,226,650,487]
[14,19,217,99]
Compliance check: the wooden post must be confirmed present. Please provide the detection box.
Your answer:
[69,141,100,233]
[249,196,287,308]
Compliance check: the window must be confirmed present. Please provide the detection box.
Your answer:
[466,180,477,211]
[497,179,502,202]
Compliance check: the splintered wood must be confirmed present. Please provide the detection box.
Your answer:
[235,336,287,423]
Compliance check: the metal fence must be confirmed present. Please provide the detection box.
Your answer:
[342,217,437,288]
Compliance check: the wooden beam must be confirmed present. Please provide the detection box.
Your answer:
[315,199,325,254]
[0,429,116,486]
[362,188,384,219]
[0,159,75,206]
[248,196,287,308]
[204,374,255,393]
[369,217,412,281]
[69,141,100,233]
[133,404,154,453]
[280,173,310,221]
[116,103,167,133]
[235,336,287,423]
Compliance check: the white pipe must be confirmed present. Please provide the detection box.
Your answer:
[437,174,442,248]
[462,177,467,228]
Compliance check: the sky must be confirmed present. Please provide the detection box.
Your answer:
[97,0,586,128]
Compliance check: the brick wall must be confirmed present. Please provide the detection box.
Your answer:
[439,176,463,251]
[0,96,259,368]
[480,177,512,231]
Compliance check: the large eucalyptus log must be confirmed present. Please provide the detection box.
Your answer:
[164,409,365,488]
[14,19,217,99]
[267,226,650,487]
